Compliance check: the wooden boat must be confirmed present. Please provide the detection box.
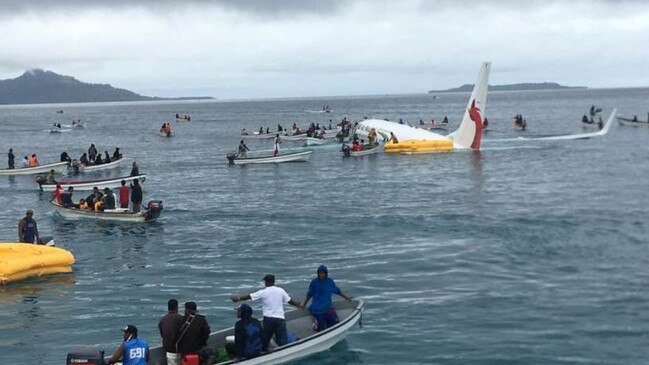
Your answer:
[37,174,146,192]
[116,299,363,365]
[617,116,649,126]
[303,137,331,146]
[0,161,68,176]
[0,243,75,285]
[227,151,313,165]
[77,158,124,172]
[50,200,163,222]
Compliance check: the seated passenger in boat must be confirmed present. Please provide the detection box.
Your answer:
[94,197,104,211]
[78,198,88,209]
[442,116,449,124]
[582,115,590,124]
[94,154,103,165]
[46,169,57,184]
[21,156,29,168]
[86,187,104,210]
[633,115,638,122]
[358,140,365,150]
[351,141,361,152]
[241,128,249,135]
[112,147,121,161]
[226,303,263,362]
[79,153,89,166]
[100,188,116,211]
[104,151,111,164]
[419,119,425,125]
[60,151,71,164]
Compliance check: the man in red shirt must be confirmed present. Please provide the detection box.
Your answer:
[119,180,130,209]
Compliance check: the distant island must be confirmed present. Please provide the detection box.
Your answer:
[429,82,587,93]
[0,69,214,105]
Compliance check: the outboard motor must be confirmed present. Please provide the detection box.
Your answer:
[226,153,236,165]
[145,200,163,220]
[66,348,105,365]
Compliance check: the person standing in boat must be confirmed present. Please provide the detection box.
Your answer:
[273,134,282,157]
[88,144,98,162]
[29,154,39,167]
[46,169,57,184]
[119,180,130,209]
[131,179,143,212]
[130,161,140,177]
[107,325,149,365]
[104,151,111,164]
[300,265,353,332]
[238,140,250,159]
[60,151,71,164]
[18,210,40,244]
[175,301,211,361]
[368,128,377,146]
[8,148,15,169]
[231,274,302,351]
[158,299,184,365]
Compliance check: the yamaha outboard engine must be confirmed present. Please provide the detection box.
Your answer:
[145,200,163,221]
[226,153,236,165]
[66,348,105,365]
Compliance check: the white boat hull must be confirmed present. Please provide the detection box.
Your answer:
[0,162,68,176]
[350,146,381,157]
[303,137,330,146]
[39,174,146,192]
[50,201,161,222]
[78,158,123,172]
[228,151,313,165]
[617,117,649,126]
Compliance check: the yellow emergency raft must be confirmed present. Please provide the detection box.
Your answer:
[0,243,75,285]
[384,139,454,153]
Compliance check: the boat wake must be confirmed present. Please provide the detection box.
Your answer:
[485,109,616,143]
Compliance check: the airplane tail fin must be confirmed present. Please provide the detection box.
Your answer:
[451,62,491,150]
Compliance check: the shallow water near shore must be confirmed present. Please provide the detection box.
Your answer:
[1,88,648,364]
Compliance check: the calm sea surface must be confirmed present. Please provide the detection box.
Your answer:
[0,88,648,364]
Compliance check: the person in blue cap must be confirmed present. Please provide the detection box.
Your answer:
[300,265,352,332]
[229,303,263,361]
[107,324,149,365]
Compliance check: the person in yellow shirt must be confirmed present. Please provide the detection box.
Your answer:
[94,198,103,211]
[78,198,88,209]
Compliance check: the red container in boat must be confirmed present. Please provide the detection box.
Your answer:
[182,354,200,365]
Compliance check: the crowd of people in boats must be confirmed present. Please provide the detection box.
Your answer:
[103,266,352,365]
[513,114,527,130]
[175,113,191,121]
[160,122,174,135]
[47,161,143,211]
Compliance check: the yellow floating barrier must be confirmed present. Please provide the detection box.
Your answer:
[0,243,75,285]
[384,139,454,153]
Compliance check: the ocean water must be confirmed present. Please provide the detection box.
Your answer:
[0,87,648,365]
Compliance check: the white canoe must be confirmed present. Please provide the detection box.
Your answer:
[617,117,649,126]
[50,200,163,222]
[125,299,363,365]
[38,174,146,192]
[227,151,313,165]
[303,137,330,146]
[350,146,381,157]
[78,158,124,172]
[159,131,175,137]
[0,161,68,176]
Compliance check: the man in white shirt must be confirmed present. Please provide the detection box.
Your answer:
[231,274,301,351]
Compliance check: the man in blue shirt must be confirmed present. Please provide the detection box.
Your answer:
[107,325,149,365]
[301,265,352,332]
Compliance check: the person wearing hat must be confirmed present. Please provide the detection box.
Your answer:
[301,265,352,332]
[228,303,262,361]
[231,274,301,351]
[107,324,149,365]
[100,187,116,211]
[175,301,211,359]
[18,210,39,244]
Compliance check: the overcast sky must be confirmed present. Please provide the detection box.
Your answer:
[0,0,647,98]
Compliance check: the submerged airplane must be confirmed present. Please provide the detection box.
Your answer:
[355,62,491,153]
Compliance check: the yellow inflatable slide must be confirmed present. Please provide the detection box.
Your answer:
[0,243,75,285]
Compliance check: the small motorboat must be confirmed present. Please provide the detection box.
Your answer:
[617,116,649,126]
[227,151,313,165]
[0,243,75,285]
[347,145,381,157]
[36,174,146,191]
[76,157,124,172]
[51,200,163,222]
[70,299,363,365]
[49,127,62,134]
[0,161,68,176]
[303,137,331,146]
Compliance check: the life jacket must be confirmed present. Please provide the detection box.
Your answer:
[28,156,38,167]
